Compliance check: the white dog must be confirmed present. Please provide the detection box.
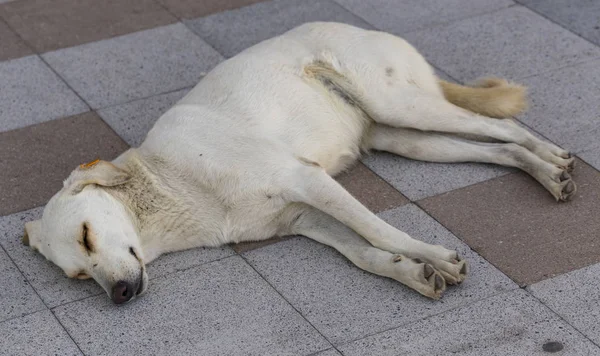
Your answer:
[23,22,575,303]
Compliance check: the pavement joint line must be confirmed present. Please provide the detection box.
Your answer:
[238,252,339,352]
[524,287,600,351]
[514,0,600,49]
[49,310,87,356]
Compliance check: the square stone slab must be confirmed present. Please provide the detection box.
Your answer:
[243,204,516,344]
[0,55,88,132]
[0,18,32,61]
[0,247,45,323]
[335,0,513,35]
[185,0,373,58]
[419,159,600,286]
[0,0,176,52]
[43,23,223,109]
[0,310,82,356]
[404,6,600,82]
[338,289,600,356]
[53,256,330,355]
[529,262,600,345]
[0,112,128,215]
[0,207,235,308]
[157,0,268,19]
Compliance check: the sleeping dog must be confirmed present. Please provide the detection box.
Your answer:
[23,22,575,303]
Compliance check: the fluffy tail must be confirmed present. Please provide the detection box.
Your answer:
[438,77,527,118]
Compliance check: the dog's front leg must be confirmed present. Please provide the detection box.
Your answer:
[282,160,467,285]
[283,204,447,299]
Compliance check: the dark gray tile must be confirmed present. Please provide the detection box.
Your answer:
[419,159,600,285]
[157,0,269,19]
[54,256,330,356]
[404,6,600,82]
[0,310,82,356]
[185,0,373,58]
[0,18,32,61]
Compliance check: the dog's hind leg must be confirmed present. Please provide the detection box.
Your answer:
[368,125,576,201]
[282,160,467,285]
[283,205,447,299]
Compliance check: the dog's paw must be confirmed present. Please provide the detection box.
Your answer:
[392,255,448,300]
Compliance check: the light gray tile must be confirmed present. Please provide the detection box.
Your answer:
[185,0,372,58]
[313,349,342,356]
[529,262,600,345]
[0,247,45,322]
[518,59,600,154]
[0,55,88,132]
[0,207,235,307]
[335,0,513,35]
[98,88,190,147]
[520,0,600,47]
[243,204,516,344]
[0,310,82,356]
[363,152,513,201]
[54,256,329,356]
[404,6,600,82]
[338,290,600,356]
[579,148,600,172]
[43,23,222,109]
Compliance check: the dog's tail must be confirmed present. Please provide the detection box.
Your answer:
[438,77,527,118]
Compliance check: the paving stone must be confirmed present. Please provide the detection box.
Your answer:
[363,152,513,201]
[0,55,88,132]
[98,88,190,147]
[243,204,516,344]
[579,148,600,172]
[529,262,600,345]
[0,18,32,61]
[0,207,236,307]
[404,6,600,82]
[335,0,513,35]
[0,0,176,53]
[0,112,128,216]
[520,0,600,47]
[0,247,45,323]
[0,310,82,356]
[43,23,223,109]
[312,349,342,356]
[419,159,600,286]
[338,289,600,356]
[519,59,600,154]
[54,256,329,356]
[185,0,372,58]
[157,0,268,19]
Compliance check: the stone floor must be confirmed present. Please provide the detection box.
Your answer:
[1,0,600,355]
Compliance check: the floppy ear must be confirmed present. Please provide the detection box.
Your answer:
[64,160,131,194]
[23,220,42,249]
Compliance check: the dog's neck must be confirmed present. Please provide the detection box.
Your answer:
[105,149,225,263]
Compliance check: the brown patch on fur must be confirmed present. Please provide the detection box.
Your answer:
[439,77,527,118]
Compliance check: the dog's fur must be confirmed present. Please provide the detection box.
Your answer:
[23,22,576,302]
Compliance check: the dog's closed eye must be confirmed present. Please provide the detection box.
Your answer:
[82,223,94,253]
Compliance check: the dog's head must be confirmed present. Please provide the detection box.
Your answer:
[23,160,148,304]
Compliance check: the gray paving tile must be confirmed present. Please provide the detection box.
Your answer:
[313,349,342,356]
[404,6,600,82]
[529,262,600,345]
[518,59,600,154]
[579,147,600,172]
[54,256,330,356]
[363,152,513,201]
[335,0,513,35]
[243,204,516,344]
[0,247,45,323]
[0,310,82,356]
[338,289,600,356]
[520,0,600,47]
[98,88,190,147]
[0,55,88,132]
[43,23,222,109]
[0,207,235,308]
[185,0,372,58]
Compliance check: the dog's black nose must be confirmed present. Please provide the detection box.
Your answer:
[111,281,134,304]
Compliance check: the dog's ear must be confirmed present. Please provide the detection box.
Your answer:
[64,159,131,194]
[23,220,42,249]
